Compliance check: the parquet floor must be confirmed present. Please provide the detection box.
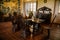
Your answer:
[0,22,60,40]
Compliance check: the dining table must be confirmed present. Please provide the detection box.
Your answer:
[25,18,45,36]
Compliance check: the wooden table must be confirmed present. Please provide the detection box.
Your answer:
[25,18,45,36]
[26,18,44,23]
[44,27,51,40]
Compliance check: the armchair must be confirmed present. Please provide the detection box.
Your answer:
[36,6,52,24]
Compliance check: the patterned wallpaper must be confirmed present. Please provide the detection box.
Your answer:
[0,0,18,14]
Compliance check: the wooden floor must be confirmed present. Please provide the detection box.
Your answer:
[0,22,60,40]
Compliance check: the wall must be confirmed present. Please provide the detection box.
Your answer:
[20,0,23,13]
[2,1,18,16]
[4,2,18,10]
[54,0,60,23]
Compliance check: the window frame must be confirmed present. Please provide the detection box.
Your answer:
[24,1,37,17]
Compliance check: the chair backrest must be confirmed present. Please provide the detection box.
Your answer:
[36,6,52,23]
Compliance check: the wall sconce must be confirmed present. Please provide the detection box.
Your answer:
[44,0,47,3]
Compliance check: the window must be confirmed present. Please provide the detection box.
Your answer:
[24,2,36,17]
[59,0,60,13]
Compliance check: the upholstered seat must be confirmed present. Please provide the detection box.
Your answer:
[36,6,52,24]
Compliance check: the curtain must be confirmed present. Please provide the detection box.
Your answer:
[24,2,36,17]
